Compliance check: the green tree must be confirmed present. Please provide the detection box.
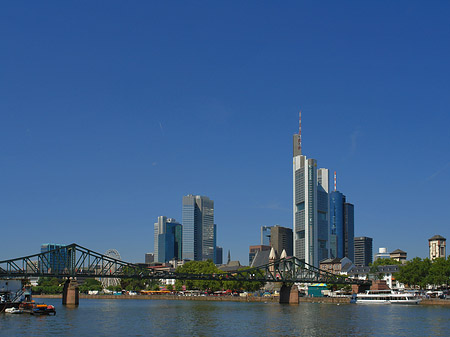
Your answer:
[427,258,450,288]
[175,260,223,291]
[396,257,431,289]
[32,277,64,294]
[79,278,103,293]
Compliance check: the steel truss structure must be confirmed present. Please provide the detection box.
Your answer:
[0,244,369,285]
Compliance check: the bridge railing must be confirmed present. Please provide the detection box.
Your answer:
[0,244,369,285]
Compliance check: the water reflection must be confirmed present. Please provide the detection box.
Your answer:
[1,298,450,336]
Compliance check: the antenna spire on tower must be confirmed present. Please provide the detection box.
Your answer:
[334,171,337,191]
[298,110,302,154]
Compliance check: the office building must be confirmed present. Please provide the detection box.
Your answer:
[354,236,373,266]
[215,246,223,265]
[429,235,446,260]
[261,226,271,246]
[154,216,182,263]
[182,195,216,261]
[343,202,355,262]
[249,245,270,265]
[270,225,293,257]
[374,247,390,260]
[293,113,330,267]
[145,253,154,264]
[329,181,355,262]
[40,243,67,273]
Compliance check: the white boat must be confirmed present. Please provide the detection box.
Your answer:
[355,290,421,304]
[5,307,23,314]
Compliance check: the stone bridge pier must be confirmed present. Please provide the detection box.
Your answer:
[279,284,299,304]
[62,279,79,306]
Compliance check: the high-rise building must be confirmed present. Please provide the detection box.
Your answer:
[293,113,330,267]
[329,190,355,262]
[182,195,216,261]
[270,225,293,257]
[429,235,446,260]
[145,253,154,264]
[215,246,223,264]
[343,202,355,262]
[354,236,373,266]
[154,216,182,263]
[261,226,271,246]
[40,243,67,273]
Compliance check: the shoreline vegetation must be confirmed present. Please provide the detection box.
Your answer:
[33,294,450,305]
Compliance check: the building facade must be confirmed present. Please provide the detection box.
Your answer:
[40,243,67,273]
[154,216,182,263]
[354,236,373,266]
[429,235,446,260]
[270,225,293,257]
[329,191,355,262]
[390,249,407,263]
[182,195,216,261]
[215,246,223,265]
[293,131,330,267]
[261,226,271,246]
[374,247,390,261]
[249,245,270,266]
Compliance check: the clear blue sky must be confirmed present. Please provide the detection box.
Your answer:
[1,1,449,264]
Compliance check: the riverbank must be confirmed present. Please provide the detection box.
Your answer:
[33,294,450,305]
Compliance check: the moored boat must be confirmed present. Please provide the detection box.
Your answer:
[354,290,421,304]
[19,301,56,315]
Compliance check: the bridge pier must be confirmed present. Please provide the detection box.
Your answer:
[62,279,79,306]
[279,284,299,304]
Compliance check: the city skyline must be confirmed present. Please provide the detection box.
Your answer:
[1,2,450,265]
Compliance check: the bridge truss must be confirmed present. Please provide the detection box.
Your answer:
[0,244,369,285]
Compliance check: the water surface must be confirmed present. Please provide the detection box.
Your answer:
[1,298,450,336]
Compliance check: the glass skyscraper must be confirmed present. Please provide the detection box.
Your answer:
[329,191,355,262]
[293,132,330,267]
[40,243,68,274]
[154,216,182,263]
[182,195,215,261]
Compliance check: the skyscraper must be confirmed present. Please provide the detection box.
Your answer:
[40,243,67,274]
[354,236,373,266]
[182,195,216,261]
[329,189,355,262]
[261,226,271,246]
[293,112,330,267]
[270,225,293,257]
[154,216,182,263]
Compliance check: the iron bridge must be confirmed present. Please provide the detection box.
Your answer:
[0,244,369,285]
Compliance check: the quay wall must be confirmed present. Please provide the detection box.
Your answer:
[33,294,450,305]
[34,294,347,303]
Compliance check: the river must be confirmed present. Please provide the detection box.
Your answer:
[1,298,450,336]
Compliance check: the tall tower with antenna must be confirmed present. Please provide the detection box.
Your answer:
[293,111,330,267]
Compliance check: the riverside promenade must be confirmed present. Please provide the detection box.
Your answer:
[33,294,450,305]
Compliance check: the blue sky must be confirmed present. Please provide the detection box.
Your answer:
[1,1,449,264]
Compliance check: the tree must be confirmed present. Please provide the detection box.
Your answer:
[175,260,223,291]
[79,278,103,293]
[427,258,450,288]
[396,257,431,289]
[32,277,64,294]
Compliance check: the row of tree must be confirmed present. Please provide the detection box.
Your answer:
[370,257,450,289]
[174,260,265,292]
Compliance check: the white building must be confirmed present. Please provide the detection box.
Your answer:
[374,247,390,260]
[293,114,330,267]
[429,235,446,260]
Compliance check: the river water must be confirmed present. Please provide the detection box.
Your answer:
[1,298,450,336]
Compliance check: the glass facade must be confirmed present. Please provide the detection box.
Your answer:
[154,216,182,263]
[40,243,67,274]
[182,195,215,261]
